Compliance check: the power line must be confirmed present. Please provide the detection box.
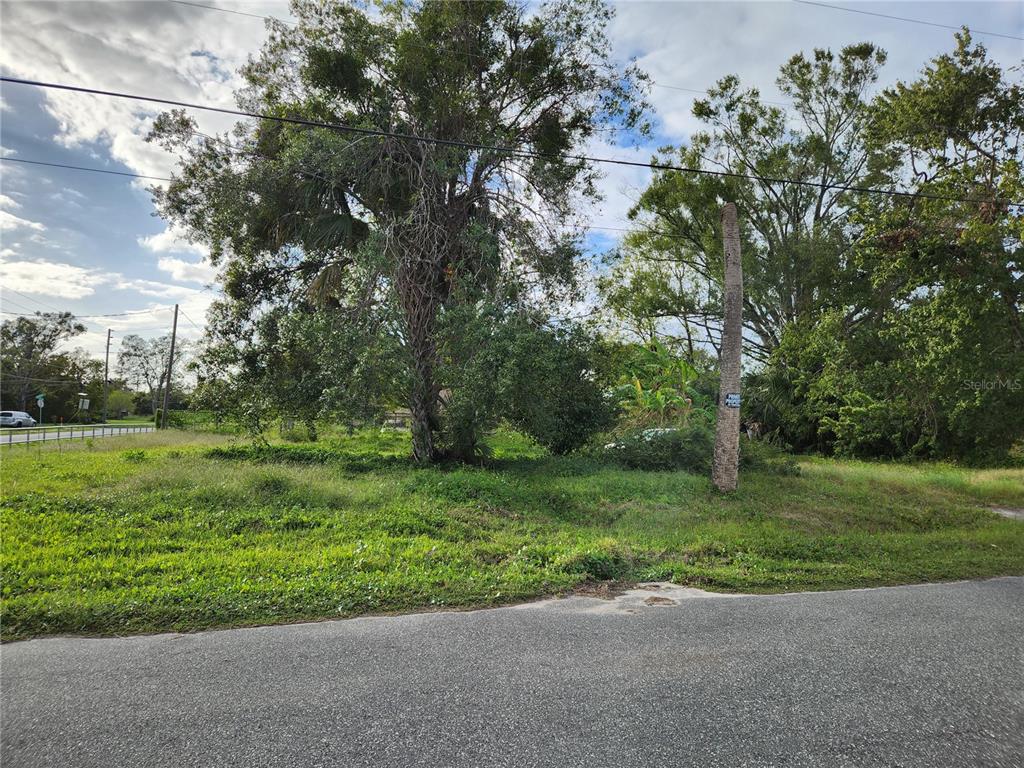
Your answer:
[80,307,177,318]
[5,153,994,249]
[3,76,1015,206]
[178,307,203,332]
[2,287,68,315]
[1,156,171,181]
[169,0,282,23]
[1,155,688,243]
[791,1,1024,42]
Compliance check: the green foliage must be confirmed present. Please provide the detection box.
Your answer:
[746,35,1023,464]
[149,0,648,462]
[0,312,98,420]
[612,341,710,428]
[499,324,615,455]
[604,425,715,473]
[2,431,1022,639]
[600,43,885,362]
[438,309,614,459]
[739,439,801,477]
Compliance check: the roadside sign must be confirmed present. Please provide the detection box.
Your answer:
[36,395,45,407]
[724,393,741,408]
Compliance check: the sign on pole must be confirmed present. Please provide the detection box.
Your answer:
[712,203,743,492]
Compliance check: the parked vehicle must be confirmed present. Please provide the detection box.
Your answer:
[0,411,37,427]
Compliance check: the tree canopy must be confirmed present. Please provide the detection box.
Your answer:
[150,0,647,460]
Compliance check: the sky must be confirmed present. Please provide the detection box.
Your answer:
[1,0,1022,359]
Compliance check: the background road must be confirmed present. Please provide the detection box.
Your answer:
[2,578,1022,768]
[1,424,154,445]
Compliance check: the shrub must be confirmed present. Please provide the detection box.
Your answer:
[604,424,715,472]
[121,449,149,463]
[555,540,631,580]
[604,425,800,476]
[501,326,615,455]
[740,438,801,476]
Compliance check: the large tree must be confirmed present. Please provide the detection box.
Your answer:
[116,334,183,416]
[0,312,86,410]
[734,33,1022,461]
[827,32,1023,460]
[150,0,646,461]
[600,43,886,362]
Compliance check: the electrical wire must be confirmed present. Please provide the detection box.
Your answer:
[791,0,1024,42]
[177,307,203,332]
[2,76,1015,206]
[1,157,171,181]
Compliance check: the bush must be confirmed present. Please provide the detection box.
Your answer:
[501,326,615,455]
[554,540,631,580]
[740,438,801,476]
[604,424,715,472]
[438,309,614,460]
[604,425,800,476]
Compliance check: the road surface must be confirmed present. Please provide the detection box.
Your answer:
[2,578,1022,767]
[1,424,154,445]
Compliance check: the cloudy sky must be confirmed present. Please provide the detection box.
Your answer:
[1,0,1021,357]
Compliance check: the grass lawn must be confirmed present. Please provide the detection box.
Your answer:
[2,429,1022,640]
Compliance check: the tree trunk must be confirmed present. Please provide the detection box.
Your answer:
[712,203,744,492]
[397,260,443,463]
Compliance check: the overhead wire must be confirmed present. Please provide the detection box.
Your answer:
[791,0,1024,42]
[2,76,1014,206]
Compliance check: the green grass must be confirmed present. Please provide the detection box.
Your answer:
[2,428,1022,640]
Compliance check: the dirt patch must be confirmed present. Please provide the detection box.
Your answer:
[990,507,1024,521]
[643,596,678,606]
[572,581,631,600]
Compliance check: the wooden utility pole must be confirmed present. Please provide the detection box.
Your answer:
[102,328,111,423]
[160,304,179,430]
[712,203,743,492]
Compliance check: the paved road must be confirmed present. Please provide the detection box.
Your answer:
[2,578,1022,768]
[1,424,154,445]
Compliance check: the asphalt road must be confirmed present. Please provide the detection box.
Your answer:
[1,424,154,445]
[3,578,1022,768]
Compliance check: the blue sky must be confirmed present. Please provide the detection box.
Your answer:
[1,0,1022,356]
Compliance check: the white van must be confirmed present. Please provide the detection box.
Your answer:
[0,411,37,427]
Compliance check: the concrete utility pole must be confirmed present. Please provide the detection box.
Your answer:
[712,203,743,492]
[160,304,179,430]
[102,328,111,423]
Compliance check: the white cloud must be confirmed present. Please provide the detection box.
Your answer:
[112,277,198,300]
[157,256,217,284]
[0,210,46,232]
[0,258,107,299]
[0,193,21,210]
[138,226,208,257]
[0,1,276,183]
[0,146,15,157]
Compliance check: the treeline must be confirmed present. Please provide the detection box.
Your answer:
[600,33,1022,463]
[0,313,189,422]
[10,2,1018,463]
[158,2,1018,464]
